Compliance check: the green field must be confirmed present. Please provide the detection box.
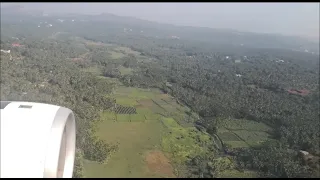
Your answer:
[211,118,274,177]
[109,51,126,59]
[217,118,274,148]
[118,66,133,75]
[83,85,212,178]
[78,44,263,178]
[82,65,102,76]
[220,169,258,178]
[114,46,141,56]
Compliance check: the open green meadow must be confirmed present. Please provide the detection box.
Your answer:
[217,118,274,148]
[83,83,212,178]
[77,43,265,178]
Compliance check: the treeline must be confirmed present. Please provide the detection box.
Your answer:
[79,28,319,178]
[56,19,320,177]
[1,37,118,177]
[1,14,319,178]
[121,50,319,178]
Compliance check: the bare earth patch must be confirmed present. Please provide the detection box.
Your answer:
[145,151,176,178]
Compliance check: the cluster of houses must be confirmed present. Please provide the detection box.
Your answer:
[1,43,24,60]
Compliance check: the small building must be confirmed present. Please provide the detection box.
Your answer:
[166,82,173,87]
[12,43,22,47]
[171,35,180,39]
[235,59,241,63]
[300,150,309,156]
[287,89,310,96]
[1,50,11,54]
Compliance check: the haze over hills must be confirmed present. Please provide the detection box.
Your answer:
[1,2,319,178]
[1,3,319,54]
[2,3,319,41]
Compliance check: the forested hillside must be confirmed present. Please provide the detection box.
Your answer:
[1,10,319,178]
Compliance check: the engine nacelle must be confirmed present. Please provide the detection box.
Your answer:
[0,101,76,178]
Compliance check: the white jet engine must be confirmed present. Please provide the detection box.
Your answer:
[0,101,76,178]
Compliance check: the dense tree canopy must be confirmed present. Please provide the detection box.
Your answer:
[1,11,319,178]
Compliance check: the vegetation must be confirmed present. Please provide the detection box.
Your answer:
[1,8,319,178]
[83,86,210,178]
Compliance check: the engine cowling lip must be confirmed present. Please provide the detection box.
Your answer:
[43,106,76,178]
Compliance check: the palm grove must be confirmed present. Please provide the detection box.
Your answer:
[1,12,319,178]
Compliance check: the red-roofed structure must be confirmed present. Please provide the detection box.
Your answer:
[287,89,310,96]
[12,43,22,47]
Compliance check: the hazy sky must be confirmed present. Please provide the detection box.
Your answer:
[2,3,319,39]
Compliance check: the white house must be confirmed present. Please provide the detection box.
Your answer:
[1,50,11,54]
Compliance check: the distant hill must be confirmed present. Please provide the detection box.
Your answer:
[0,4,43,16]
[67,13,320,53]
[1,5,318,54]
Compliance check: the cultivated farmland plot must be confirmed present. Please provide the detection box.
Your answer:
[114,105,137,114]
[85,84,213,178]
[217,118,274,149]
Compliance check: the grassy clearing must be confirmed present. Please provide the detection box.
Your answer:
[220,118,272,132]
[161,117,212,164]
[81,66,102,76]
[84,85,208,178]
[214,118,269,178]
[224,141,250,148]
[96,76,121,85]
[217,118,273,149]
[100,111,116,122]
[118,66,133,75]
[234,130,271,142]
[110,51,126,59]
[116,114,131,122]
[218,132,241,141]
[84,120,164,178]
[116,97,138,106]
[114,46,141,56]
[114,86,162,100]
[220,169,258,178]
[130,114,146,122]
[84,40,112,47]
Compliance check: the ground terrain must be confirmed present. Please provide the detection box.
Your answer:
[79,41,266,178]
